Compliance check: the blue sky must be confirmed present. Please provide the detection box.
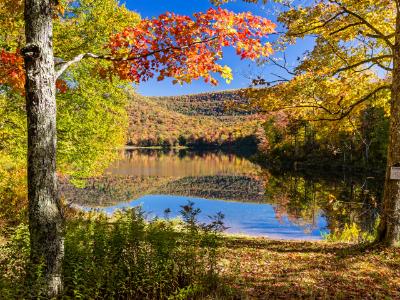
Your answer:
[124,0,313,96]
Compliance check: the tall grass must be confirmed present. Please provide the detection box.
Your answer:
[0,202,226,299]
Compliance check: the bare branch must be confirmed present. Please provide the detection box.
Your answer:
[265,57,296,76]
[55,53,86,79]
[322,38,350,65]
[364,32,396,40]
[270,73,290,82]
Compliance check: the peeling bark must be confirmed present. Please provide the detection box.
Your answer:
[23,0,64,296]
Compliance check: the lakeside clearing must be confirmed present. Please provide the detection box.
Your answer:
[219,237,400,299]
[1,220,399,299]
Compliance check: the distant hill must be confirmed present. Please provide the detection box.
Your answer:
[149,90,253,116]
[126,90,264,148]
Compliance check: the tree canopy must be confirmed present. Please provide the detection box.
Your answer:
[248,0,393,123]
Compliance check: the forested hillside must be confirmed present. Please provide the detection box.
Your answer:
[126,90,263,148]
[150,90,252,116]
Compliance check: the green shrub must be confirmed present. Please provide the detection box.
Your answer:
[0,202,225,299]
[323,219,378,243]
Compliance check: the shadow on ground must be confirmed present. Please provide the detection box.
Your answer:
[220,237,400,299]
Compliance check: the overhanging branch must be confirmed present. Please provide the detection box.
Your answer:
[288,11,345,37]
[259,85,391,122]
[333,55,393,75]
[313,85,391,121]
[330,0,395,49]
[55,36,219,79]
[329,21,363,36]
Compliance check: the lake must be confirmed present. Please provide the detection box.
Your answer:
[62,149,381,240]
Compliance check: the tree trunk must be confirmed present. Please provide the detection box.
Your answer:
[378,11,400,246]
[23,0,64,296]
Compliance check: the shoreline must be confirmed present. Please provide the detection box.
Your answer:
[124,145,189,150]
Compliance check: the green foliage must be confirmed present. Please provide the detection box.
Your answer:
[0,204,225,299]
[0,0,137,225]
[0,92,26,160]
[57,61,130,183]
[258,106,389,171]
[324,219,379,243]
[0,224,31,299]
[54,0,140,59]
[0,154,26,227]
[0,91,27,225]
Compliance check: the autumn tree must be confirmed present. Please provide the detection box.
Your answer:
[0,0,141,209]
[1,0,275,295]
[248,0,399,245]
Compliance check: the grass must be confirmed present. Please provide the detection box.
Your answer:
[0,204,225,299]
[0,235,6,247]
[1,211,399,299]
[219,236,400,299]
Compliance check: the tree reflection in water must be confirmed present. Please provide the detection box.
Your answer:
[61,149,383,240]
[263,170,381,240]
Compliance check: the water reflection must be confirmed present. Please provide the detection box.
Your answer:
[263,171,381,240]
[106,149,262,177]
[61,149,382,240]
[103,195,328,240]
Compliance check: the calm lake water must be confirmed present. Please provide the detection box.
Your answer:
[63,149,381,240]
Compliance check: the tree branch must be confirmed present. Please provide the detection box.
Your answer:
[333,55,393,75]
[265,56,296,76]
[329,22,363,36]
[364,32,396,40]
[55,36,219,79]
[312,85,391,121]
[55,53,86,79]
[288,11,345,37]
[330,0,395,48]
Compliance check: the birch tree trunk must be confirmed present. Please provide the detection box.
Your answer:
[23,0,64,295]
[378,11,400,246]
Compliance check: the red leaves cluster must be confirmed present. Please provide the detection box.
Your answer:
[56,79,68,93]
[0,49,68,94]
[0,49,25,93]
[0,8,275,94]
[108,8,275,85]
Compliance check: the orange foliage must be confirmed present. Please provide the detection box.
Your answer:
[1,8,275,93]
[56,79,68,93]
[0,49,25,93]
[108,8,275,84]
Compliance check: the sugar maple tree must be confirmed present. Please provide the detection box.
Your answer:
[0,0,275,296]
[55,8,275,84]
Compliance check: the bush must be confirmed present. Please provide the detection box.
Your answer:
[323,220,378,243]
[0,202,225,299]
